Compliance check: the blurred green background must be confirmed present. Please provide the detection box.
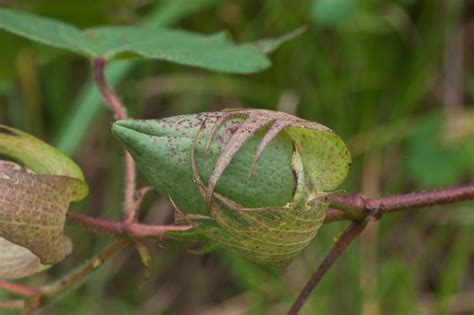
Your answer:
[0,0,473,314]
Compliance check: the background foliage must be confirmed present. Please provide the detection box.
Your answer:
[0,0,473,314]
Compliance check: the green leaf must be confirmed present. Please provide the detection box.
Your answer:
[112,109,350,267]
[0,8,94,57]
[0,8,271,74]
[0,126,88,279]
[0,166,84,264]
[83,27,270,74]
[54,0,222,155]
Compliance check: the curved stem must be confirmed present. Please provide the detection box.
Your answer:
[92,57,137,222]
[92,58,127,120]
[288,220,368,315]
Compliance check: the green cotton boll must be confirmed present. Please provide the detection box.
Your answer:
[112,113,295,214]
[112,109,351,268]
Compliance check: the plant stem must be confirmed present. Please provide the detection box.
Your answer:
[291,184,474,313]
[0,300,24,310]
[67,212,192,238]
[92,57,137,222]
[124,152,138,222]
[39,239,129,302]
[0,281,38,297]
[92,58,127,120]
[0,217,191,313]
[326,184,474,222]
[0,241,130,312]
[288,220,368,315]
[324,208,351,223]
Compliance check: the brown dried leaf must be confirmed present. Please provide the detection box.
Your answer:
[0,126,88,279]
[0,168,86,265]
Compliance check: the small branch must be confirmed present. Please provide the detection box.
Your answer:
[326,184,474,222]
[294,184,474,313]
[0,241,130,313]
[288,220,368,315]
[0,300,24,310]
[67,212,192,238]
[92,57,137,222]
[124,152,138,222]
[0,281,39,297]
[39,239,129,302]
[0,215,192,313]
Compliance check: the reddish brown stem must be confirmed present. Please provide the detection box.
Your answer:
[326,184,474,222]
[0,299,24,310]
[0,281,39,297]
[324,208,350,223]
[67,212,192,238]
[124,152,137,222]
[296,184,474,314]
[92,57,137,222]
[92,58,127,120]
[288,220,368,315]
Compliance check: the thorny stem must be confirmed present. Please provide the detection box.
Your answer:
[67,212,192,238]
[92,57,137,222]
[288,221,369,315]
[325,184,474,223]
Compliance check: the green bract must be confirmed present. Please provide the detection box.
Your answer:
[113,109,350,267]
[0,125,88,279]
